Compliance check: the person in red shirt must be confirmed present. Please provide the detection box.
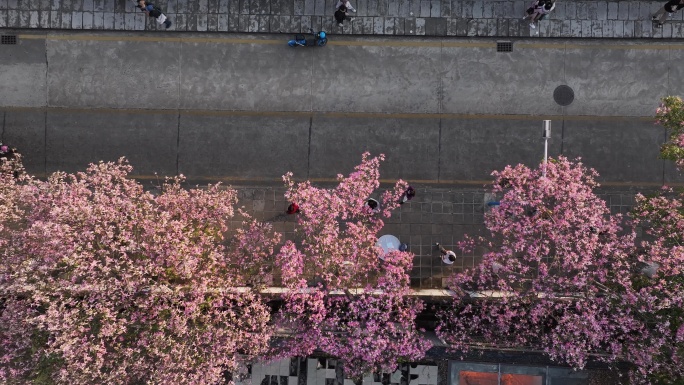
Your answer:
[286,203,300,214]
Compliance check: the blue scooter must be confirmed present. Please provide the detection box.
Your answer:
[288,28,328,47]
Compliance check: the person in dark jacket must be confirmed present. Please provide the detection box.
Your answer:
[334,5,352,27]
[138,0,172,29]
[653,0,684,26]
[398,186,416,205]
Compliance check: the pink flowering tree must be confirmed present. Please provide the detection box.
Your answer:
[274,153,431,378]
[0,155,45,383]
[0,158,278,385]
[435,157,677,374]
[630,188,684,383]
[655,96,684,170]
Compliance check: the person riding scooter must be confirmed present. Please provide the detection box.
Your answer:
[288,28,327,47]
[0,144,15,160]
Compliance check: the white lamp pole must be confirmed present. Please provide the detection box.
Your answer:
[542,120,551,177]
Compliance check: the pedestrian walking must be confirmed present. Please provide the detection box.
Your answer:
[398,186,416,205]
[335,0,356,13]
[139,0,172,29]
[335,5,352,27]
[523,0,555,29]
[365,198,380,213]
[435,242,457,264]
[653,0,684,26]
[286,202,300,215]
[0,144,15,160]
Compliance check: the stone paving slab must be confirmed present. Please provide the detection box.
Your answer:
[0,0,680,38]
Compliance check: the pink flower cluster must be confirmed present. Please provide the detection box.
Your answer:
[436,157,684,384]
[0,159,276,385]
[3,150,683,384]
[274,152,430,377]
[0,153,429,382]
[655,96,684,170]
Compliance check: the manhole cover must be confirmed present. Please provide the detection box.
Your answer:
[553,85,574,106]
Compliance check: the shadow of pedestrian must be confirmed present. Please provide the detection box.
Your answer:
[268,213,291,222]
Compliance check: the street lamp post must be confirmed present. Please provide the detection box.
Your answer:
[542,120,551,177]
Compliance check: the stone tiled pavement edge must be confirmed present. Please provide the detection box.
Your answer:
[1,0,683,39]
[231,185,639,289]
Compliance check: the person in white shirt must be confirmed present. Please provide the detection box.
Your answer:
[523,0,555,29]
[137,0,172,28]
[365,198,381,213]
[436,242,457,264]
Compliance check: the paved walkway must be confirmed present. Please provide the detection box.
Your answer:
[233,184,639,289]
[1,0,681,39]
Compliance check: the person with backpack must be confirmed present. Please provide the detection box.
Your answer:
[653,0,684,26]
[334,4,352,27]
[523,0,555,29]
[398,186,416,205]
[138,0,172,29]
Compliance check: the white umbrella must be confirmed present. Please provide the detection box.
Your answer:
[376,234,401,260]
